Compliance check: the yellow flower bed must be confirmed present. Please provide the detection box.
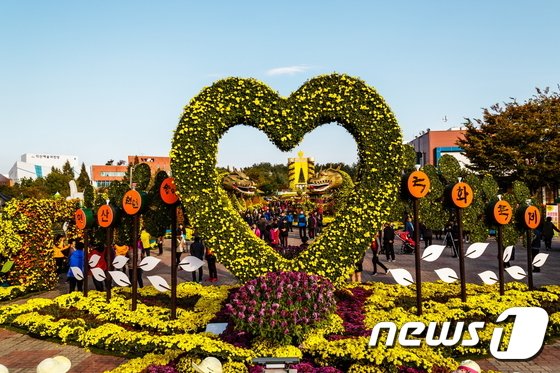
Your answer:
[1,282,559,372]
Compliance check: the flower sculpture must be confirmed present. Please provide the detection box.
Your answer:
[171,74,403,285]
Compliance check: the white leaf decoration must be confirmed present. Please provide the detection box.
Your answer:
[478,270,498,285]
[147,275,171,292]
[388,268,414,286]
[434,268,459,283]
[505,266,526,280]
[70,267,84,281]
[139,256,161,272]
[91,267,106,282]
[179,256,204,272]
[109,271,132,287]
[533,253,549,268]
[89,254,101,267]
[465,242,489,259]
[113,255,129,269]
[421,245,446,262]
[503,245,514,263]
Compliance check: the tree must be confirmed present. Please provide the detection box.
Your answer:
[76,163,91,190]
[458,88,560,194]
[45,167,71,197]
[62,160,74,178]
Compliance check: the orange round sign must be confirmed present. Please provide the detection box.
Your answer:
[524,205,541,229]
[160,177,179,205]
[493,200,513,225]
[97,204,115,228]
[122,189,144,215]
[407,170,430,198]
[451,182,473,208]
[75,208,94,230]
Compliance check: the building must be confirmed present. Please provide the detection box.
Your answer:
[8,153,79,183]
[407,128,469,167]
[90,155,171,189]
[90,165,128,189]
[0,174,13,187]
[127,155,171,175]
[288,151,315,190]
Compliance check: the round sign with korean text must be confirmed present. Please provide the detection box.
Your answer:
[97,204,116,228]
[75,208,94,230]
[524,205,541,229]
[493,200,513,225]
[451,182,473,208]
[407,170,430,199]
[122,189,144,215]
[160,177,179,205]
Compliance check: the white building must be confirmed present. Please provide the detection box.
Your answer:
[9,153,79,183]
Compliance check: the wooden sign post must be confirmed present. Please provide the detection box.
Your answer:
[122,189,146,311]
[406,169,430,316]
[490,197,513,296]
[74,208,95,297]
[160,177,180,319]
[521,205,541,290]
[450,181,473,302]
[97,203,118,301]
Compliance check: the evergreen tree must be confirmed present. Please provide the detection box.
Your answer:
[62,160,74,178]
[76,163,91,190]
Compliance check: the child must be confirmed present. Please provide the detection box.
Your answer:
[205,246,218,282]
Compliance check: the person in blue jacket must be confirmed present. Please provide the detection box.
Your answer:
[67,241,85,292]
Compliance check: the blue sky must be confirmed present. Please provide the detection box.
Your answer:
[1,1,559,175]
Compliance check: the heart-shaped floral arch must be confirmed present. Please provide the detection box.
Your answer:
[171,74,403,286]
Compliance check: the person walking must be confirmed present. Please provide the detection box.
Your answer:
[67,241,85,293]
[308,212,317,239]
[419,221,433,249]
[52,234,69,276]
[383,222,396,262]
[190,236,205,282]
[542,216,560,251]
[205,246,218,282]
[297,211,307,239]
[371,233,388,275]
[279,214,289,247]
[89,244,108,291]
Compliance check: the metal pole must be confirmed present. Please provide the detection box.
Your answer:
[132,214,139,311]
[457,208,466,302]
[526,229,534,290]
[497,225,505,296]
[171,205,178,319]
[413,198,422,316]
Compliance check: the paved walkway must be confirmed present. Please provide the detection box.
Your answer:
[1,234,559,372]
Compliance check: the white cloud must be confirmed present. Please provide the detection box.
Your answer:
[266,65,310,76]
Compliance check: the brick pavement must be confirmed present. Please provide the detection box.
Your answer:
[0,235,559,372]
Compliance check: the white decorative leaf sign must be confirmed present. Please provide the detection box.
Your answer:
[434,268,459,283]
[147,275,171,292]
[533,253,549,268]
[113,255,129,269]
[139,256,161,272]
[421,245,446,262]
[505,266,526,280]
[70,267,84,281]
[109,271,132,287]
[388,268,414,286]
[503,246,514,263]
[179,256,204,272]
[91,267,106,282]
[465,242,489,259]
[89,254,101,267]
[478,270,498,285]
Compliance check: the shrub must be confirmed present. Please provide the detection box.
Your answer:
[226,271,336,344]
